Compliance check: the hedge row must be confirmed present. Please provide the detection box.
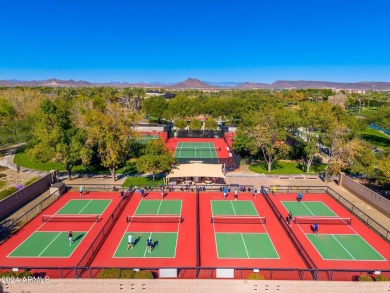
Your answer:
[358,274,390,281]
[0,271,33,278]
[25,176,39,186]
[0,186,17,200]
[247,273,265,280]
[98,268,154,279]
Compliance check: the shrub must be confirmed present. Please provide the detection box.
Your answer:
[98,268,121,279]
[120,270,135,279]
[358,275,374,281]
[0,271,17,277]
[0,187,17,200]
[247,273,265,280]
[0,173,6,178]
[375,274,390,281]
[25,177,39,186]
[134,270,154,279]
[0,180,6,189]
[17,271,33,278]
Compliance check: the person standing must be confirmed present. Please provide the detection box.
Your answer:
[297,193,303,202]
[272,186,277,195]
[146,236,153,253]
[68,230,73,245]
[253,188,257,199]
[140,187,145,199]
[313,223,319,235]
[127,233,134,250]
[79,186,84,197]
[286,211,293,226]
[223,186,228,200]
[160,186,165,199]
[234,189,238,201]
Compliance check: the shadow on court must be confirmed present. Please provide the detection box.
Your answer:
[133,236,141,247]
[74,233,84,242]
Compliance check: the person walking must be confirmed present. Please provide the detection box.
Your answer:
[286,211,293,226]
[272,186,277,195]
[234,189,238,201]
[140,187,145,199]
[79,186,84,197]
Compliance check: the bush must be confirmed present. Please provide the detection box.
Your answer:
[358,275,374,281]
[375,274,390,281]
[247,273,265,280]
[0,271,17,277]
[25,177,39,186]
[0,173,6,178]
[0,180,6,189]
[0,187,17,200]
[134,270,154,279]
[98,268,121,279]
[120,270,135,279]
[17,271,33,278]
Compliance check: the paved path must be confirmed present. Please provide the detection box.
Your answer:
[0,144,48,176]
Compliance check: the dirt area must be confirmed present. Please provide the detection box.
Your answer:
[0,166,37,191]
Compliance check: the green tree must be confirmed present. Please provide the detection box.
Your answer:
[136,139,176,180]
[174,119,187,130]
[84,103,139,180]
[376,154,390,185]
[189,118,202,130]
[28,98,85,179]
[204,117,218,130]
[142,96,168,123]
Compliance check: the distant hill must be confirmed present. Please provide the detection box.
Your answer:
[1,78,390,90]
[169,78,219,89]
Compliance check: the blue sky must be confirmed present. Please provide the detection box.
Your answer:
[1,0,390,83]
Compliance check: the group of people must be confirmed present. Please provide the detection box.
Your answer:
[127,233,153,253]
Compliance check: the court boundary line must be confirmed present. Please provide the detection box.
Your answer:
[78,200,93,214]
[331,234,355,260]
[240,233,249,258]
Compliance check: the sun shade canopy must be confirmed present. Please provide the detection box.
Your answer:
[166,163,226,179]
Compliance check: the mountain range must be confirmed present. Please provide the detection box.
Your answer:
[1,78,390,90]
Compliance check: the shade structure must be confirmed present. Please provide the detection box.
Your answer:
[166,163,226,180]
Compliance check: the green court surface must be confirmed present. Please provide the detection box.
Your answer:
[307,234,385,261]
[281,201,336,217]
[57,199,111,215]
[216,233,279,259]
[211,200,258,216]
[139,135,159,144]
[114,232,178,258]
[135,200,182,215]
[8,231,86,258]
[174,142,219,160]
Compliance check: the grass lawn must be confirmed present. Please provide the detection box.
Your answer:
[122,176,164,187]
[360,128,390,148]
[249,161,326,175]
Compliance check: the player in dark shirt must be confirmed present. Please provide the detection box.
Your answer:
[146,237,153,253]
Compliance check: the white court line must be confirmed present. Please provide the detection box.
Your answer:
[38,232,62,257]
[156,200,163,215]
[240,233,250,258]
[332,235,355,260]
[78,200,92,214]
[301,202,315,216]
[230,201,237,215]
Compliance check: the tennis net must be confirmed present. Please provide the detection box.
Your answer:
[172,147,221,152]
[126,215,183,223]
[211,215,267,224]
[42,214,100,222]
[294,216,352,225]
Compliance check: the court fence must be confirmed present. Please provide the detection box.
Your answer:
[76,187,133,274]
[0,266,389,281]
[0,187,60,244]
[268,185,390,243]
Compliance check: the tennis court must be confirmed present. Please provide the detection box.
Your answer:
[211,200,279,259]
[139,134,159,144]
[281,201,336,217]
[174,142,219,163]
